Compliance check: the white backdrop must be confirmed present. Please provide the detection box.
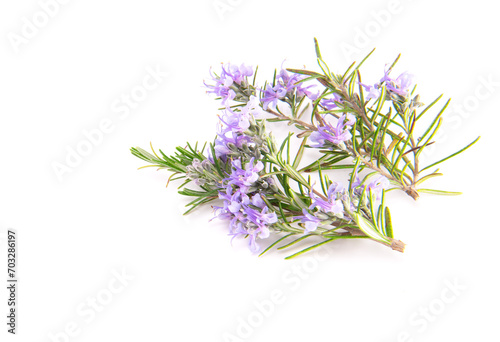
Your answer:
[1,0,498,341]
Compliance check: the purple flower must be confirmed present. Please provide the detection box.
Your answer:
[214,129,253,158]
[365,175,389,200]
[299,209,321,232]
[245,206,277,232]
[359,83,382,101]
[223,63,253,85]
[319,93,342,110]
[261,83,287,110]
[381,70,413,97]
[241,95,265,119]
[278,67,318,100]
[215,186,276,253]
[360,69,414,101]
[309,114,355,148]
[227,158,264,191]
[309,182,344,217]
[205,63,253,106]
[350,169,389,201]
[296,82,319,100]
[261,66,319,110]
[219,109,250,133]
[251,194,266,208]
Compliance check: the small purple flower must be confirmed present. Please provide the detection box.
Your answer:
[296,82,319,100]
[227,158,264,190]
[251,194,266,208]
[309,182,344,217]
[214,129,253,158]
[261,83,287,110]
[365,175,389,200]
[219,109,250,133]
[359,83,382,101]
[216,189,276,253]
[241,95,265,119]
[278,67,318,100]
[309,114,355,148]
[277,67,300,93]
[205,63,253,106]
[299,209,321,232]
[223,63,253,85]
[381,70,413,97]
[245,206,277,231]
[350,168,389,201]
[319,93,342,110]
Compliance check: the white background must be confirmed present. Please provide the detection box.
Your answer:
[1,0,499,341]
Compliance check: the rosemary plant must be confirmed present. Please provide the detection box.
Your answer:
[131,39,477,258]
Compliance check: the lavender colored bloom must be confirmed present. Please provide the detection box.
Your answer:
[381,70,413,97]
[319,93,342,110]
[261,83,287,110]
[309,114,355,148]
[214,129,253,158]
[278,67,318,100]
[223,63,253,85]
[309,182,344,217]
[214,189,248,229]
[219,109,250,133]
[299,209,321,232]
[241,95,265,119]
[350,168,389,201]
[251,194,266,208]
[215,186,276,253]
[206,63,253,106]
[227,158,264,191]
[365,175,389,200]
[360,69,414,101]
[245,206,277,232]
[359,83,382,101]
[261,67,319,110]
[296,82,319,100]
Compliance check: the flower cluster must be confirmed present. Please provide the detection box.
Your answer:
[206,63,253,105]
[206,64,280,252]
[319,93,343,110]
[213,96,268,160]
[309,113,356,149]
[133,40,475,257]
[299,182,346,232]
[216,159,278,252]
[298,174,388,234]
[360,69,414,101]
[261,66,318,110]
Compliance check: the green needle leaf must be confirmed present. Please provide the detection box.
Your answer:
[284,238,336,259]
[420,136,480,172]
